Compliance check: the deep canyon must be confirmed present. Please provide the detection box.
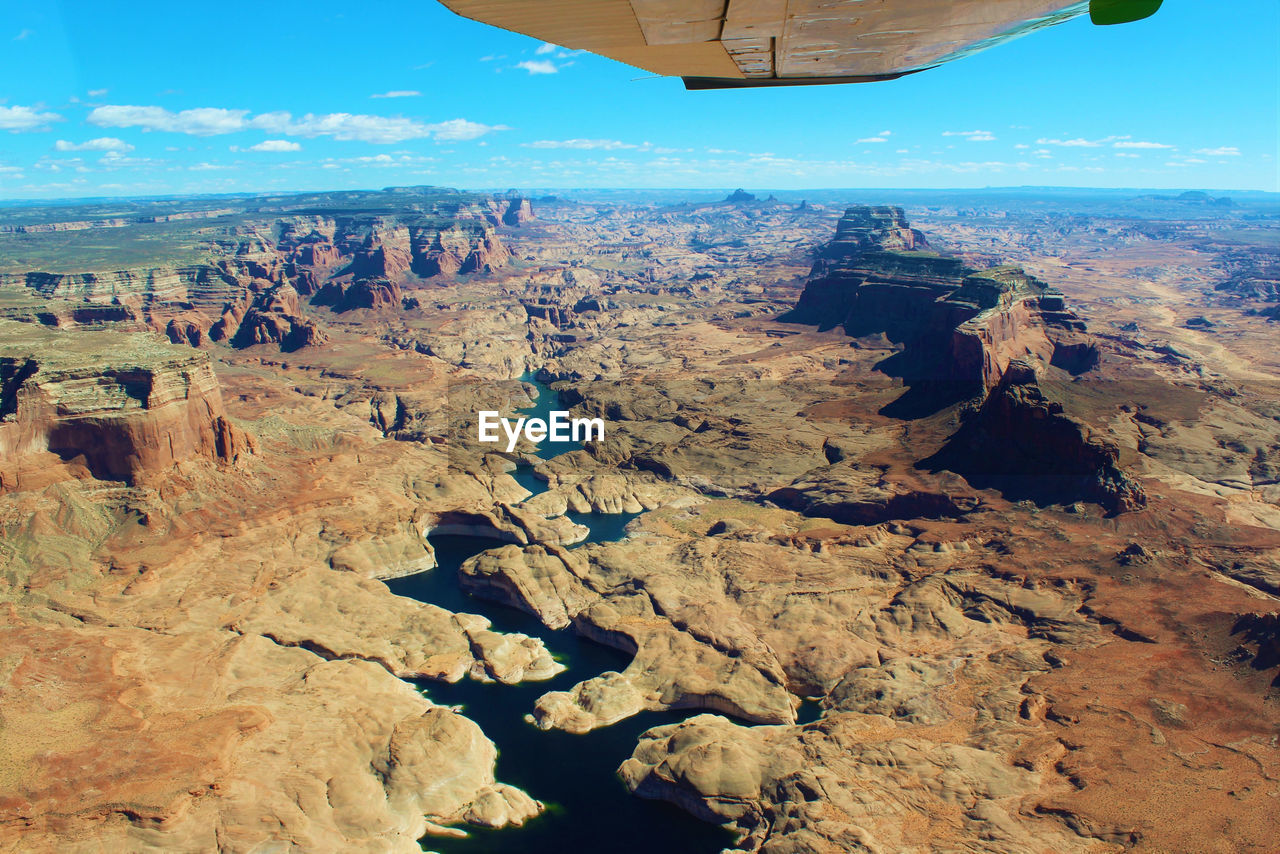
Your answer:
[1,187,1278,852]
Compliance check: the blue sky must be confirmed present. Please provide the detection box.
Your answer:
[0,0,1275,199]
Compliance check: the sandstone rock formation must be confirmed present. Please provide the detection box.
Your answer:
[0,319,253,489]
[1,187,521,359]
[780,206,1138,513]
[488,196,534,226]
[922,360,1148,514]
[218,282,328,350]
[0,621,543,852]
[313,276,404,313]
[786,205,1097,399]
[2,188,1277,854]
[620,713,1097,853]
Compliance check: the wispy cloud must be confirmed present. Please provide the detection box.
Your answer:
[943,129,996,142]
[535,42,557,55]
[54,137,133,152]
[87,88,108,98]
[1113,140,1174,150]
[0,105,62,131]
[526,138,635,150]
[1037,134,1173,150]
[522,138,682,153]
[89,105,249,135]
[1036,137,1102,147]
[13,28,32,41]
[246,139,301,152]
[856,130,891,144]
[371,90,421,99]
[88,104,506,144]
[1196,146,1240,157]
[431,118,510,141]
[516,59,559,75]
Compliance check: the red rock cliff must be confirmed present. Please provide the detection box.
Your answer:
[0,320,253,489]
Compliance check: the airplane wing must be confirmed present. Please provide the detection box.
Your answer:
[436,0,1162,89]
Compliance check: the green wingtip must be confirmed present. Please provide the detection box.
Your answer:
[1090,0,1164,26]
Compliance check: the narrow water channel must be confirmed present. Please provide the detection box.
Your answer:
[386,373,736,854]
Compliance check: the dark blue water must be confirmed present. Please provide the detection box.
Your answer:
[514,371,585,461]
[385,374,735,854]
[796,697,823,725]
[507,372,582,499]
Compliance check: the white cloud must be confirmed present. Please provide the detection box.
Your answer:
[54,137,133,152]
[88,103,505,144]
[526,138,637,150]
[535,42,557,55]
[944,129,996,141]
[1113,140,1173,149]
[87,88,108,98]
[1195,146,1240,157]
[253,112,508,143]
[247,139,301,152]
[371,90,421,99]
[97,151,160,167]
[1115,152,1140,158]
[89,105,248,135]
[1037,137,1101,147]
[13,28,32,41]
[516,59,559,75]
[856,130,891,144]
[0,105,62,131]
[429,118,507,141]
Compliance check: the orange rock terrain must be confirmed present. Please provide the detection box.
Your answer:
[0,188,1277,852]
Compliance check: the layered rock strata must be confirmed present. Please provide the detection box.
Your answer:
[0,319,253,488]
[922,361,1148,514]
[1,187,523,355]
[784,206,1135,512]
[786,205,1097,394]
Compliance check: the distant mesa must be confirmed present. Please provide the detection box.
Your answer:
[784,204,1140,513]
[784,204,1097,404]
[724,188,756,204]
[1132,189,1233,207]
[1177,190,1233,207]
[0,319,254,490]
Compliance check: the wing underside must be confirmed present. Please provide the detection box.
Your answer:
[437,0,1093,88]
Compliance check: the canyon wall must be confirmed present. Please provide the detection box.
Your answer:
[0,320,252,488]
[787,206,1096,394]
[0,195,525,354]
[786,206,1133,511]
